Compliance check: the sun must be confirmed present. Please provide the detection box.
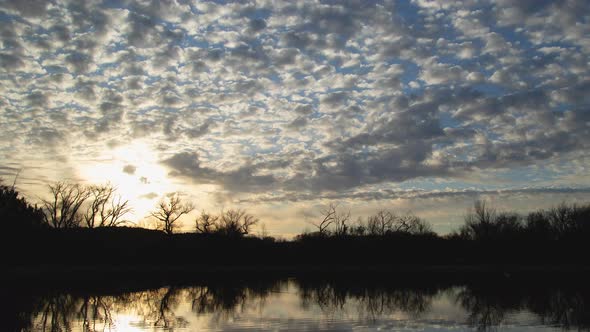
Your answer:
[79,141,174,223]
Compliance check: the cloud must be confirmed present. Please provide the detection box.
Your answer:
[162,152,277,193]
[64,51,94,74]
[0,52,24,70]
[320,92,348,109]
[293,104,314,115]
[285,116,308,130]
[140,192,158,200]
[248,18,267,32]
[123,165,136,175]
[240,186,590,203]
[28,127,66,147]
[0,0,48,17]
[0,0,589,223]
[420,58,469,85]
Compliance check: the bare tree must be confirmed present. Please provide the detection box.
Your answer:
[547,202,577,236]
[241,212,258,235]
[150,194,194,234]
[365,209,432,235]
[311,203,337,235]
[396,214,432,234]
[474,200,495,224]
[41,182,92,228]
[218,209,259,236]
[219,209,244,236]
[332,209,351,236]
[410,216,432,234]
[367,210,395,235]
[195,211,218,234]
[461,200,497,240]
[83,184,131,228]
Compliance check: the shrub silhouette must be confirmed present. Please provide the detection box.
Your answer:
[460,200,524,241]
[0,180,45,232]
[195,209,258,237]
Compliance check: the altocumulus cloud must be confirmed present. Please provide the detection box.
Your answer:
[1,0,590,233]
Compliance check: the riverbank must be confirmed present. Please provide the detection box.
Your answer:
[4,263,590,289]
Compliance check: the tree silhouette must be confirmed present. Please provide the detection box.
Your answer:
[332,208,351,236]
[150,194,194,234]
[367,210,395,235]
[396,214,432,235]
[460,200,497,240]
[83,184,131,228]
[195,211,219,234]
[311,203,337,235]
[218,209,258,236]
[365,210,432,235]
[459,200,526,241]
[41,182,91,228]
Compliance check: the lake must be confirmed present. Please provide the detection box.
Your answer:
[7,270,589,331]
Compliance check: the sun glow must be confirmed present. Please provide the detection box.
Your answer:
[79,141,175,224]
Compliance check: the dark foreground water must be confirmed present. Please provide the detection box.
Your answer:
[5,271,590,331]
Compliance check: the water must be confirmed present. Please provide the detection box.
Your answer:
[7,274,590,331]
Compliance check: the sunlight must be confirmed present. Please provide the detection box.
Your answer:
[111,314,146,332]
[79,141,174,223]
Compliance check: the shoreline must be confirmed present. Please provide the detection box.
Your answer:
[4,263,590,297]
[5,263,590,279]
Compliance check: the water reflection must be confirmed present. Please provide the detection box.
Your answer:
[7,273,590,331]
[456,279,590,331]
[298,278,436,320]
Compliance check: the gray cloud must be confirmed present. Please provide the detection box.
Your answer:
[0,52,24,70]
[163,152,277,193]
[248,18,267,32]
[293,104,314,115]
[320,92,348,108]
[286,116,308,131]
[65,51,93,74]
[0,0,48,17]
[28,126,65,147]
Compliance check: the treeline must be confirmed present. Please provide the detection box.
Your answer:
[1,179,432,239]
[1,181,130,232]
[1,179,590,266]
[453,200,590,242]
[0,180,262,236]
[298,203,433,238]
[3,179,589,242]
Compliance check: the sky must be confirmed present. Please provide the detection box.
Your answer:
[1,0,589,237]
